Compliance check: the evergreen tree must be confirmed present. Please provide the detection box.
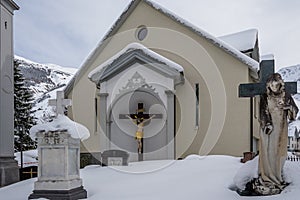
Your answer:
[14,60,37,152]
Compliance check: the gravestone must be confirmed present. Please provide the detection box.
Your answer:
[49,91,72,116]
[102,150,129,166]
[28,92,89,199]
[29,130,87,200]
[0,0,20,187]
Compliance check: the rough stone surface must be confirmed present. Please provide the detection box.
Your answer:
[0,157,19,187]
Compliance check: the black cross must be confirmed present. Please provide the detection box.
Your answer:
[239,60,297,97]
[120,103,162,122]
[119,103,162,161]
[238,59,298,152]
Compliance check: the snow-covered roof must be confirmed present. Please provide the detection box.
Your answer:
[218,29,258,53]
[65,0,259,95]
[88,43,184,84]
[29,115,90,141]
[1,0,19,10]
[145,0,259,71]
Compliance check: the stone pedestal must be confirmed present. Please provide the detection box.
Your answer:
[0,157,19,187]
[29,130,87,200]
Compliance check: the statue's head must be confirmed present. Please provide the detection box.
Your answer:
[266,73,285,95]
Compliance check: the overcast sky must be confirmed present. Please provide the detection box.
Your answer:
[14,0,300,70]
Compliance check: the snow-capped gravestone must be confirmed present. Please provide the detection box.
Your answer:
[28,93,89,200]
[238,66,298,195]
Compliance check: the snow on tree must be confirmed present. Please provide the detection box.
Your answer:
[14,60,37,152]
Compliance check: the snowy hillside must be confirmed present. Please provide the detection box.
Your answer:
[278,65,300,117]
[278,65,300,136]
[15,56,77,124]
[278,64,300,98]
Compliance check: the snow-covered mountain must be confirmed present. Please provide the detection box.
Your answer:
[278,64,300,115]
[15,56,77,124]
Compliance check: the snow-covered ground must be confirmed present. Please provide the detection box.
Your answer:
[14,150,38,168]
[1,155,300,200]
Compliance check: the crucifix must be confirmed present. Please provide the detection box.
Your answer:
[239,59,297,151]
[48,91,72,117]
[119,102,163,161]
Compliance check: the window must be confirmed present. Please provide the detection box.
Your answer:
[254,97,258,119]
[95,98,98,132]
[136,26,148,41]
[195,83,199,127]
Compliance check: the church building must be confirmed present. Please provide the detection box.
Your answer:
[65,0,261,162]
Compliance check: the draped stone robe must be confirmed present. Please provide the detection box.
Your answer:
[259,91,298,188]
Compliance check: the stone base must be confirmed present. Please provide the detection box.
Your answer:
[34,178,83,191]
[28,186,87,200]
[237,178,288,196]
[0,157,19,187]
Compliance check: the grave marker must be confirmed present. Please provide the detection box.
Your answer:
[48,91,72,116]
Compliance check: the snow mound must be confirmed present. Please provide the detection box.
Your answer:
[2,155,300,199]
[29,115,90,141]
[233,156,259,190]
[14,150,38,167]
[233,155,300,193]
[184,154,203,160]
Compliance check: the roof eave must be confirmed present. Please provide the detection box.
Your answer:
[1,0,19,14]
[89,49,184,85]
[144,0,259,73]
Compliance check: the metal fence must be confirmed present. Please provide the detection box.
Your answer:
[287,155,300,162]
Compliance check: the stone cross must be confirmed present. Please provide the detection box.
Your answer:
[48,91,72,116]
[239,60,297,97]
[238,59,298,152]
